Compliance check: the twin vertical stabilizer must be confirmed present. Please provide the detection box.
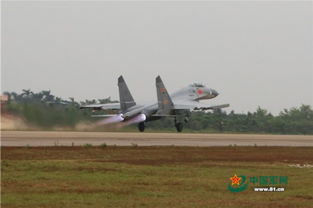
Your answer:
[118,75,173,115]
[155,76,174,115]
[118,76,136,112]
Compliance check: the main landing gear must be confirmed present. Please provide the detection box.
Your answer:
[138,122,145,132]
[175,122,184,132]
[174,116,189,132]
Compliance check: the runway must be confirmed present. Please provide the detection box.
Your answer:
[1,131,313,146]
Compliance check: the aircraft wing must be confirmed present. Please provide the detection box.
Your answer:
[80,103,121,111]
[174,101,229,111]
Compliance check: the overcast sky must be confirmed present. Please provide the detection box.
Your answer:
[2,1,312,114]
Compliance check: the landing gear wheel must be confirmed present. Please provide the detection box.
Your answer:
[138,122,145,132]
[175,123,184,132]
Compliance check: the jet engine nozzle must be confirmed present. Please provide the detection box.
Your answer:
[116,113,125,121]
[137,113,146,122]
[124,113,146,126]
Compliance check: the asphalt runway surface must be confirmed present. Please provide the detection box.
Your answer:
[1,131,313,146]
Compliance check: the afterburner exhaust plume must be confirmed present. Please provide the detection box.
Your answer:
[123,113,146,126]
[96,114,124,126]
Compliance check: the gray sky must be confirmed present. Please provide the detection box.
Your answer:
[2,1,313,114]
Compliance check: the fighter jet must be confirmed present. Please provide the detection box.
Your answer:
[80,76,229,132]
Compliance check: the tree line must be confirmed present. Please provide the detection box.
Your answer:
[3,90,313,134]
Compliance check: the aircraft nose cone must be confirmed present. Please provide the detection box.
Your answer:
[212,89,219,97]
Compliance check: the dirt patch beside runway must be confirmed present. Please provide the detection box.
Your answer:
[1,131,313,146]
[2,146,313,164]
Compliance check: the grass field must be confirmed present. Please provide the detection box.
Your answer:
[2,146,313,208]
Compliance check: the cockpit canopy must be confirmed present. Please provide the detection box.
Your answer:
[190,83,205,88]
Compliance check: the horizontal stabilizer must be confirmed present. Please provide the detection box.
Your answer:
[80,103,120,111]
[151,114,176,117]
[91,114,119,118]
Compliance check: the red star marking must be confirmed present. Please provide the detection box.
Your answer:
[196,88,203,95]
[230,174,241,185]
[160,88,166,93]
